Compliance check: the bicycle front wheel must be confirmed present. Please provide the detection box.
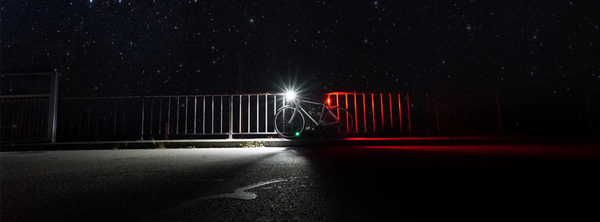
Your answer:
[274,106,305,138]
[323,107,354,138]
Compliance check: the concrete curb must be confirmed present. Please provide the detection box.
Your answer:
[2,137,599,151]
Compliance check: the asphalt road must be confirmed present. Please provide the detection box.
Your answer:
[2,145,600,221]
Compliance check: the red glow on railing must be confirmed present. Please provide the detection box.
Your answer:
[326,98,331,106]
[380,93,384,132]
[327,92,357,95]
[371,93,375,132]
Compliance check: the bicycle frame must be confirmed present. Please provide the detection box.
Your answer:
[279,98,341,127]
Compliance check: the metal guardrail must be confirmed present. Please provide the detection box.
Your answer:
[4,89,596,143]
[325,92,503,135]
[140,94,285,139]
[1,97,50,142]
[7,92,508,142]
[1,73,58,143]
[56,93,286,141]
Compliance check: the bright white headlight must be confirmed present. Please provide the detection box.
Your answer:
[285,91,296,100]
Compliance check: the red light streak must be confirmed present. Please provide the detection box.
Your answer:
[389,93,393,130]
[371,93,375,132]
[345,137,484,141]
[398,93,402,132]
[380,93,384,132]
[362,93,366,132]
[353,94,358,133]
[345,94,349,131]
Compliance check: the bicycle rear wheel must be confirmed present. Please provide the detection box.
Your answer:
[274,106,305,138]
[322,107,354,138]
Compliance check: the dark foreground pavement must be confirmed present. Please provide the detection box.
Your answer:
[2,144,600,221]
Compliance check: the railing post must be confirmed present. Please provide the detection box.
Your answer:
[47,72,59,143]
[380,93,384,132]
[256,94,259,133]
[140,96,145,140]
[398,93,402,132]
[220,95,223,133]
[194,96,197,134]
[212,95,215,134]
[176,96,180,134]
[371,93,375,132]
[229,95,233,139]
[389,93,393,131]
[202,96,206,134]
[265,94,268,133]
[362,93,366,133]
[248,95,250,133]
[185,96,189,134]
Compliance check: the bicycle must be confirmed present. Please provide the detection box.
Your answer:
[274,91,354,138]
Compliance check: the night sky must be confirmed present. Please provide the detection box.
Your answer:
[2,0,599,97]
